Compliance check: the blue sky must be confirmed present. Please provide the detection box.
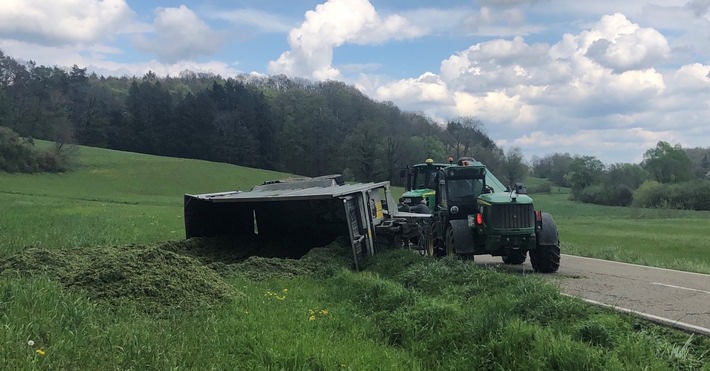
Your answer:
[1,0,709,165]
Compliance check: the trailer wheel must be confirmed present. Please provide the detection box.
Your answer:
[445,226,456,256]
[502,250,526,265]
[426,232,435,257]
[530,244,560,273]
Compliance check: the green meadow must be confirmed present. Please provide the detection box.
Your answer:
[0,145,291,256]
[1,144,708,370]
[533,193,710,274]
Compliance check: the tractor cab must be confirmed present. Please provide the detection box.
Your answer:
[399,158,448,213]
[433,164,487,222]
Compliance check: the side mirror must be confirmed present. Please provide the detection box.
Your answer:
[515,183,527,195]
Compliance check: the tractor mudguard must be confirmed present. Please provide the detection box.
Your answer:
[536,212,559,246]
[449,219,475,254]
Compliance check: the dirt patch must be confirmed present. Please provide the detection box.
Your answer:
[0,236,353,313]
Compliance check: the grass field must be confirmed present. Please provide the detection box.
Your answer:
[0,145,292,256]
[1,143,709,369]
[532,192,710,274]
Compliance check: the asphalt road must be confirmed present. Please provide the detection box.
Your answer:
[474,254,710,336]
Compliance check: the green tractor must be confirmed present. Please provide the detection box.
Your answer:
[426,157,560,273]
[399,158,450,213]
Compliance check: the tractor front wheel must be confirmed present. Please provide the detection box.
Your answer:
[530,244,560,273]
[502,250,527,265]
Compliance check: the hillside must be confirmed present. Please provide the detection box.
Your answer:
[0,143,294,256]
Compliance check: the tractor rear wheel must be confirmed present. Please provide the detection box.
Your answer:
[502,250,527,265]
[530,244,560,273]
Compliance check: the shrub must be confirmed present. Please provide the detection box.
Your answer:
[0,127,75,173]
[527,182,552,194]
[633,180,710,211]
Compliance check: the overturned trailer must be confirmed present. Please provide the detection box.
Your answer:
[184,175,429,269]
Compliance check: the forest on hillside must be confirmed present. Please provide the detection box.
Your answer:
[0,50,513,185]
[3,49,710,210]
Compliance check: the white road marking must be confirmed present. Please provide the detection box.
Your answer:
[562,294,710,337]
[561,254,710,277]
[651,282,710,295]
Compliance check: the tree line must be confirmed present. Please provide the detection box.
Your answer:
[0,49,522,185]
[529,142,710,210]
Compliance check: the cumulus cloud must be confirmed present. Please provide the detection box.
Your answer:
[375,72,452,105]
[268,0,426,80]
[671,63,710,92]
[0,0,134,45]
[582,14,670,72]
[134,5,221,64]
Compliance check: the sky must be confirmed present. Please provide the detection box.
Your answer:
[1,0,709,165]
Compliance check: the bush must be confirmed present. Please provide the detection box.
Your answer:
[0,127,74,173]
[527,182,552,194]
[572,184,633,207]
[632,180,710,210]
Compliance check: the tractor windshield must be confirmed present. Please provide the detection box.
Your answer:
[413,166,440,190]
[447,178,484,202]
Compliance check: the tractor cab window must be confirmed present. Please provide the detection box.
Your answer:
[413,167,438,190]
[447,178,483,202]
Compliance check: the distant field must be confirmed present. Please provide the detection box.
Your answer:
[0,144,293,256]
[532,192,710,274]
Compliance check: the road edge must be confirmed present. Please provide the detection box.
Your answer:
[562,294,710,337]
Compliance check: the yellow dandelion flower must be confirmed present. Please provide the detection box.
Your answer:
[308,315,316,321]
[320,309,329,315]
[277,296,286,300]
[35,349,45,356]
[282,288,288,293]
[309,309,315,315]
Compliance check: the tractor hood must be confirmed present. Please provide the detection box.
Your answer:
[401,189,434,199]
[478,192,533,205]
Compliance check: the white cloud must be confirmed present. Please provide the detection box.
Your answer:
[134,5,221,64]
[375,72,452,105]
[671,63,710,92]
[0,0,134,45]
[453,90,538,126]
[354,11,710,164]
[501,127,677,163]
[0,39,240,79]
[582,14,670,72]
[87,59,240,78]
[268,0,426,80]
[208,8,294,33]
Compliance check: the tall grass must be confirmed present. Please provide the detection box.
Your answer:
[2,253,708,370]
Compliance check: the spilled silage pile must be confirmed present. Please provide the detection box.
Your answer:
[0,236,352,313]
